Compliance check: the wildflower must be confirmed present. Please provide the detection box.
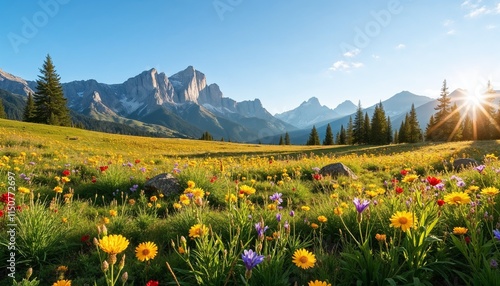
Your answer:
[301,205,311,211]
[101,217,110,225]
[128,199,136,205]
[493,229,500,240]
[485,153,498,161]
[268,204,277,211]
[180,194,190,205]
[52,280,71,286]
[150,196,158,202]
[129,184,138,192]
[427,176,441,186]
[276,213,282,222]
[192,188,204,198]
[330,193,339,199]
[389,211,416,232]
[402,174,419,183]
[334,207,343,216]
[99,166,108,172]
[53,186,63,193]
[313,173,322,180]
[61,217,68,223]
[310,223,319,229]
[178,246,185,254]
[239,185,256,195]
[187,180,196,188]
[317,215,328,223]
[135,241,158,262]
[98,234,129,255]
[62,169,71,176]
[395,187,403,194]
[189,224,209,238]
[269,192,283,205]
[146,281,159,286]
[173,203,182,210]
[453,227,468,235]
[292,248,316,269]
[437,199,445,206]
[375,233,386,242]
[308,280,331,286]
[474,165,486,173]
[241,249,265,279]
[481,187,499,197]
[225,194,237,203]
[255,221,269,239]
[18,187,30,194]
[400,169,408,176]
[353,198,370,213]
[81,234,90,244]
[444,192,471,205]
[109,210,118,217]
[289,210,295,217]
[61,177,71,183]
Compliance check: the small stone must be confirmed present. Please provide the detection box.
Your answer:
[144,173,182,196]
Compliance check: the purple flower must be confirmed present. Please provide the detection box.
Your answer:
[493,229,500,240]
[353,197,370,213]
[129,184,138,192]
[491,259,498,269]
[139,167,147,173]
[289,210,295,217]
[434,183,445,191]
[241,249,265,271]
[456,180,466,188]
[312,167,321,173]
[284,220,290,231]
[276,213,282,222]
[255,222,268,238]
[474,165,486,173]
[269,192,283,205]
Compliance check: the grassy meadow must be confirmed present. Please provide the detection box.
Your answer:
[1,118,500,285]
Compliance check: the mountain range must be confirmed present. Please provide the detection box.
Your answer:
[1,66,497,144]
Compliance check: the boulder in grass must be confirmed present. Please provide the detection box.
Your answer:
[319,163,358,180]
[144,173,182,196]
[452,158,479,170]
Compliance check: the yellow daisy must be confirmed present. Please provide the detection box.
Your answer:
[333,207,343,216]
[317,215,328,223]
[292,248,316,269]
[52,280,71,286]
[444,192,471,205]
[308,280,331,286]
[239,185,256,195]
[109,210,118,217]
[18,187,30,194]
[189,224,209,238]
[402,174,419,183]
[389,211,416,232]
[135,241,158,262]
[453,227,468,235]
[481,187,499,197]
[98,234,129,255]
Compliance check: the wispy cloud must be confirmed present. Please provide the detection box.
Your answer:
[395,43,406,50]
[447,29,457,35]
[343,48,360,58]
[372,54,380,60]
[329,60,364,72]
[466,6,488,17]
[443,19,454,26]
[462,0,499,17]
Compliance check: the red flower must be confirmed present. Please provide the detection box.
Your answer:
[146,280,159,286]
[395,187,404,194]
[427,176,441,186]
[464,236,471,244]
[81,234,90,243]
[62,169,71,176]
[210,176,217,183]
[0,210,4,217]
[1,193,10,203]
[313,173,323,181]
[99,166,109,172]
[391,178,399,185]
[400,169,408,176]
[437,199,445,206]
[135,159,141,164]
[91,176,97,183]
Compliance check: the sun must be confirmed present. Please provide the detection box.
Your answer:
[466,92,482,107]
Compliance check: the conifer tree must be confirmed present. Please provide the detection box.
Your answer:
[346,116,354,145]
[363,112,371,144]
[398,120,407,143]
[425,114,436,141]
[339,125,347,145]
[426,80,452,141]
[462,115,473,141]
[306,125,320,145]
[323,123,334,145]
[407,104,423,143]
[284,132,291,145]
[33,54,71,126]
[370,102,388,145]
[386,116,393,144]
[23,93,35,122]
[0,99,6,119]
[353,101,364,144]
[279,135,284,145]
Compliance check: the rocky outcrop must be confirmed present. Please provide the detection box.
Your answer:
[144,173,182,197]
[452,158,479,170]
[319,163,358,179]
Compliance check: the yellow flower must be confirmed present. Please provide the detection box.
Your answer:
[375,233,386,242]
[402,174,419,183]
[187,180,196,188]
[128,199,136,205]
[109,210,118,217]
[389,211,416,232]
[101,217,110,225]
[53,186,63,193]
[189,224,209,238]
[267,204,277,211]
[150,196,158,202]
[98,234,129,255]
[340,202,348,208]
[54,176,61,182]
[135,241,158,262]
[239,185,256,195]
[292,248,316,269]
[180,194,190,205]
[178,246,185,254]
[173,203,182,210]
[444,192,471,205]
[61,177,70,183]
[334,207,343,216]
[225,194,237,203]
[365,190,378,198]
[301,205,310,211]
[61,217,68,223]
[308,280,331,286]
[192,188,205,198]
[156,203,161,208]
[453,227,468,235]
[52,280,71,286]
[317,215,328,223]
[485,153,498,161]
[310,223,319,229]
[481,187,499,197]
[147,203,153,208]
[330,193,339,199]
[18,187,30,194]
[56,265,68,272]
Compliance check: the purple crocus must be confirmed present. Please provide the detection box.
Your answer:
[269,192,283,205]
[491,259,498,269]
[493,229,500,240]
[474,165,486,173]
[255,222,269,239]
[241,249,265,270]
[353,197,370,213]
[289,210,295,217]
[276,213,282,222]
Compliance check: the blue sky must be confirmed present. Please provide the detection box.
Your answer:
[1,0,500,114]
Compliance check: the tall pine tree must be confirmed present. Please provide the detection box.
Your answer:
[284,132,291,145]
[323,123,334,145]
[353,101,365,144]
[306,125,320,145]
[363,112,371,144]
[346,116,354,145]
[0,99,6,119]
[407,104,423,143]
[370,102,388,145]
[23,93,35,122]
[426,80,452,141]
[339,125,346,145]
[33,54,71,126]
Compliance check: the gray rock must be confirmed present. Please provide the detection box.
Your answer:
[452,158,480,170]
[144,173,182,196]
[319,163,358,180]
